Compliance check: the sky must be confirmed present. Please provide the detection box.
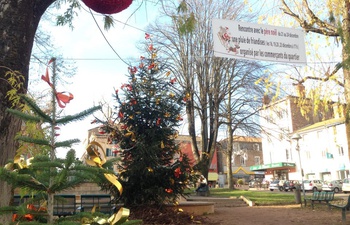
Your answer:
[30,1,164,158]
[28,0,343,159]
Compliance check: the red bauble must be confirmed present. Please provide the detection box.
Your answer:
[81,0,133,14]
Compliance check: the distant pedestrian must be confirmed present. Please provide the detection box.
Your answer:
[196,175,207,192]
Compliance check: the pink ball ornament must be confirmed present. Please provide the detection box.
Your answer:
[81,0,133,14]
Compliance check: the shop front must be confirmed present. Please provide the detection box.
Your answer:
[250,162,296,181]
[232,167,255,182]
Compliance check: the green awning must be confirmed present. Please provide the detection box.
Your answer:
[250,162,296,171]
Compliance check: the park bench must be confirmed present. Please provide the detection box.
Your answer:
[14,194,77,217]
[329,195,350,222]
[13,195,42,209]
[79,194,113,215]
[305,190,319,205]
[196,185,210,197]
[308,191,334,209]
[53,195,76,217]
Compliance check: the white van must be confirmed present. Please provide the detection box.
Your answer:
[342,178,350,193]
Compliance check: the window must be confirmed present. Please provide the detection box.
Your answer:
[240,143,248,150]
[285,149,289,160]
[254,156,260,165]
[322,149,331,158]
[306,150,311,159]
[253,143,260,151]
[317,131,322,139]
[106,148,111,157]
[231,156,235,166]
[240,156,246,166]
[276,111,283,119]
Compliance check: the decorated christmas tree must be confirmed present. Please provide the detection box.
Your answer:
[98,34,193,207]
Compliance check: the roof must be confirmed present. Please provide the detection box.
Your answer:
[220,135,261,143]
[297,117,345,133]
[260,95,299,109]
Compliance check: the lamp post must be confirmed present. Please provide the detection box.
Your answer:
[292,133,306,207]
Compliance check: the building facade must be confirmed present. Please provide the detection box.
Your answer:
[295,117,349,180]
[219,136,263,183]
[253,96,350,181]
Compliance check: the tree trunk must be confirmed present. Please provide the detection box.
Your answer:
[342,1,350,166]
[226,81,234,189]
[0,1,54,223]
[226,121,234,189]
[0,114,22,223]
[186,93,200,162]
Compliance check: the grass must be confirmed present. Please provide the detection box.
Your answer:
[186,187,346,209]
[196,188,298,206]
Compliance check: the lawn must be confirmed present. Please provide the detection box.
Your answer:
[201,188,298,206]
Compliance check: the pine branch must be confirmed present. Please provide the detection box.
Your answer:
[6,108,42,123]
[0,168,47,191]
[0,206,18,215]
[74,164,104,175]
[55,139,80,148]
[49,166,109,193]
[31,161,63,170]
[62,149,76,166]
[15,136,51,146]
[104,15,114,30]
[74,165,113,183]
[55,105,101,125]
[16,176,47,191]
[19,94,53,123]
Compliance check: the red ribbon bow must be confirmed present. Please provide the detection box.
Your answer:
[41,59,74,108]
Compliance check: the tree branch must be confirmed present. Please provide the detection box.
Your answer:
[292,63,344,87]
[280,0,339,36]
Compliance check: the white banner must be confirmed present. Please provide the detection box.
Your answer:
[212,19,306,64]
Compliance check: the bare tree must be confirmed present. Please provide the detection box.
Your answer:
[279,0,350,159]
[220,60,266,188]
[147,0,267,180]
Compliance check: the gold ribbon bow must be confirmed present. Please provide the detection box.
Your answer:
[85,141,129,224]
[4,154,33,170]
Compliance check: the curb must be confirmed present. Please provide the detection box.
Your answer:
[239,195,255,206]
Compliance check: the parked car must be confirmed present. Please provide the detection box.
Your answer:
[322,180,342,193]
[248,179,261,188]
[282,180,300,191]
[342,178,350,193]
[269,180,284,191]
[301,179,323,192]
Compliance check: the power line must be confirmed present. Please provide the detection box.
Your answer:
[88,8,132,67]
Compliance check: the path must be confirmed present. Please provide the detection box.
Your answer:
[188,191,346,225]
[205,204,343,225]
